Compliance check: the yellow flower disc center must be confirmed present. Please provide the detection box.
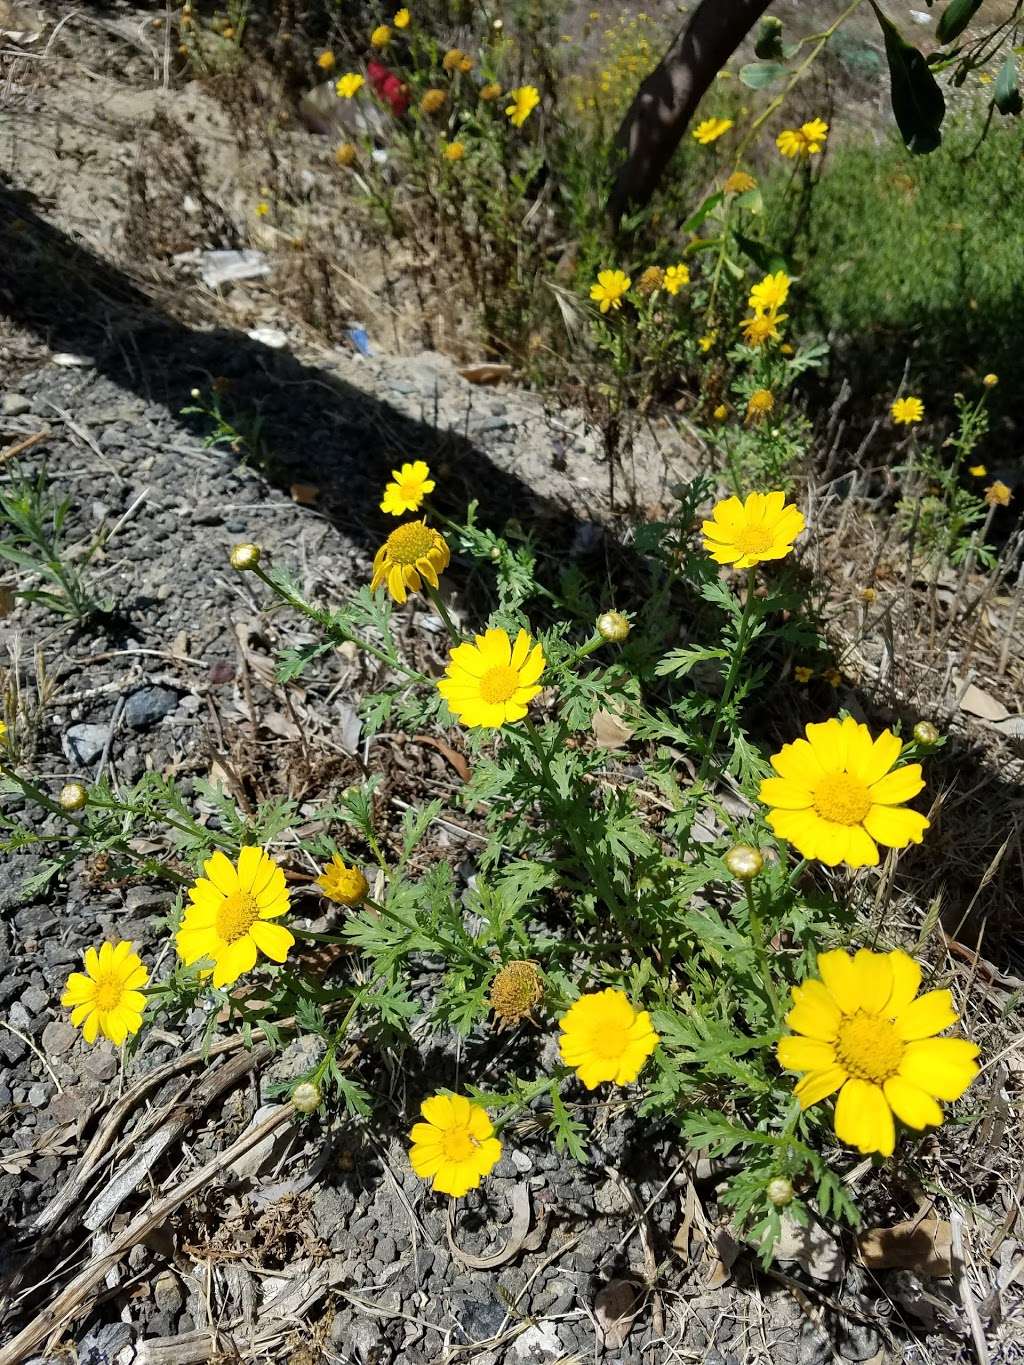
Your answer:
[386,522,435,565]
[735,526,774,555]
[92,971,123,1012]
[835,1012,904,1083]
[812,772,872,825]
[441,1127,476,1162]
[590,1023,628,1059]
[478,664,519,705]
[216,890,260,943]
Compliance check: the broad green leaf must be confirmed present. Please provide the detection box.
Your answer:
[739,61,787,90]
[935,0,983,43]
[871,2,946,152]
[993,53,1023,115]
[681,191,724,234]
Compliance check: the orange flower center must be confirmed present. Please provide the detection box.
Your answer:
[216,889,260,943]
[812,771,871,825]
[441,1126,476,1162]
[386,521,436,566]
[835,1012,904,1083]
[478,664,519,705]
[735,525,774,555]
[92,970,124,1012]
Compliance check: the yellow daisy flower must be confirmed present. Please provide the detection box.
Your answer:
[692,117,733,144]
[698,331,717,352]
[794,665,814,683]
[712,403,729,422]
[968,465,987,477]
[759,716,929,868]
[380,460,435,516]
[0,720,7,742]
[589,268,631,313]
[371,520,450,603]
[778,947,979,1157]
[745,387,776,422]
[775,128,805,158]
[505,85,540,127]
[748,269,790,314]
[663,262,690,295]
[409,1093,502,1196]
[438,627,545,729]
[442,46,465,71]
[255,202,270,217]
[741,311,785,347]
[317,50,336,71]
[370,24,392,48]
[702,490,803,568]
[724,170,756,194]
[393,8,410,28]
[891,396,924,425]
[420,87,447,114]
[316,854,369,906]
[62,941,148,1046]
[176,847,294,988]
[983,372,998,387]
[443,140,465,161]
[558,987,659,1088]
[985,480,1012,506]
[800,117,829,152]
[336,73,365,99]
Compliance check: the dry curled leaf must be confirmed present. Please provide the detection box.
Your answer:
[591,707,635,749]
[594,1278,642,1349]
[447,1183,533,1269]
[958,682,1009,722]
[857,1217,952,1277]
[458,362,513,385]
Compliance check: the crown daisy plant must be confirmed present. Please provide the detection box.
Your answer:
[559,988,659,1088]
[62,942,149,1045]
[437,628,545,729]
[371,520,450,604]
[409,1094,502,1197]
[380,460,435,516]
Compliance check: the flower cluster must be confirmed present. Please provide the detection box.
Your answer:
[776,118,829,158]
[740,270,790,349]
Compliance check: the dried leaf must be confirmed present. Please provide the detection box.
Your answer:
[958,683,1009,722]
[458,362,513,385]
[591,708,635,749]
[857,1217,952,1276]
[447,1183,532,1269]
[773,1211,845,1281]
[260,709,301,741]
[593,1279,642,1349]
[289,482,320,505]
[170,630,189,660]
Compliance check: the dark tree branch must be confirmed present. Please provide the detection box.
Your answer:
[607,0,773,229]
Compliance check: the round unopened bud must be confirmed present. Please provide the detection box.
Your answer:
[230,543,261,571]
[767,1176,793,1208]
[489,545,502,561]
[724,844,764,881]
[913,720,940,746]
[59,781,88,812]
[596,611,630,643]
[983,373,998,387]
[291,1081,322,1114]
[190,387,201,398]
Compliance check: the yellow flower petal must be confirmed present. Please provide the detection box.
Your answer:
[868,765,925,805]
[893,989,957,1041]
[793,1064,847,1108]
[899,1038,980,1100]
[758,776,812,810]
[862,804,929,848]
[211,936,258,988]
[249,919,295,961]
[885,950,922,1014]
[777,1036,837,1072]
[852,947,894,1014]
[817,949,860,1014]
[835,1077,895,1156]
[882,1076,944,1130]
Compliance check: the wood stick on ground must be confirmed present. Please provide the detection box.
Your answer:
[0,1106,293,1365]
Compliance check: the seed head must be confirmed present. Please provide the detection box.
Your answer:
[767,1176,793,1207]
[913,720,940,746]
[724,844,763,881]
[596,611,630,643]
[420,87,447,114]
[59,782,88,812]
[230,543,261,571]
[489,960,543,1027]
[292,1081,322,1114]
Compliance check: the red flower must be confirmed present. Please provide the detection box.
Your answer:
[367,59,410,116]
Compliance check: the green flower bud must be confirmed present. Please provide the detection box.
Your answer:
[230,543,261,571]
[767,1176,793,1207]
[724,844,764,881]
[291,1081,321,1114]
[913,721,940,746]
[596,611,630,643]
[59,782,88,812]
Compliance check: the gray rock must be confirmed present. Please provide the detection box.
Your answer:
[8,1001,33,1031]
[312,1183,357,1247]
[82,1046,118,1083]
[22,985,49,1015]
[510,1149,533,1174]
[154,1270,184,1315]
[449,1292,505,1342]
[124,686,179,730]
[513,1323,563,1362]
[77,1322,133,1365]
[27,1084,51,1107]
[2,393,31,416]
[335,1315,389,1363]
[63,723,111,766]
[41,1021,76,1057]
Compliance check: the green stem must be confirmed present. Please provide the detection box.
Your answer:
[425,583,463,644]
[566,634,606,668]
[697,567,759,786]
[745,880,783,1022]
